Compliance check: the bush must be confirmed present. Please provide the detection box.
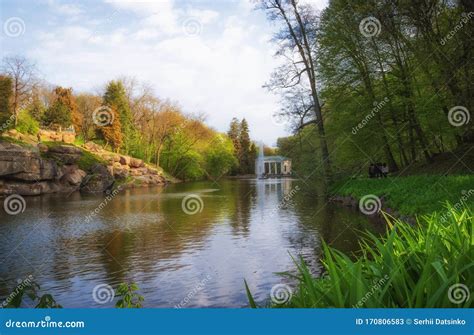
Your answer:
[15,110,40,135]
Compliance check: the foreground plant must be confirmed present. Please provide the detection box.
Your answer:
[247,206,473,308]
[115,282,144,308]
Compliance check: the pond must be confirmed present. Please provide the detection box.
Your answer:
[0,179,384,307]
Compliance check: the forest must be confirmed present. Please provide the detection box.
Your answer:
[262,0,472,186]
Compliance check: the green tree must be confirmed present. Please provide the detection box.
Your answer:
[205,134,238,178]
[103,80,135,154]
[239,118,252,174]
[43,87,76,129]
[0,75,13,133]
[227,117,241,174]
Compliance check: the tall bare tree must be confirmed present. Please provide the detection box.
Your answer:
[1,56,37,126]
[260,0,331,183]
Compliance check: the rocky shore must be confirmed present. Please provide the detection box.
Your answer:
[0,139,174,196]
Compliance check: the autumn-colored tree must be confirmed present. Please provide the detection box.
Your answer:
[100,106,123,152]
[0,75,13,132]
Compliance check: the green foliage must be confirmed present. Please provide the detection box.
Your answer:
[43,87,75,128]
[248,206,473,308]
[103,81,135,153]
[115,282,144,308]
[332,175,474,216]
[15,109,40,135]
[204,134,238,178]
[0,75,13,133]
[4,278,62,308]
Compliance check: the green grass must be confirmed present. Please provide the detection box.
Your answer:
[77,149,106,171]
[247,206,473,308]
[332,175,474,216]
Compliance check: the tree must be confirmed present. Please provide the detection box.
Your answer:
[227,117,242,174]
[0,75,13,132]
[103,80,135,154]
[43,87,76,129]
[76,93,102,141]
[100,106,123,151]
[204,134,238,178]
[239,118,252,174]
[260,0,332,184]
[1,56,36,126]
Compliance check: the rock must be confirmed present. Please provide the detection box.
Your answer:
[113,166,129,179]
[47,145,82,164]
[61,165,86,186]
[84,141,101,152]
[38,143,49,153]
[80,163,114,193]
[129,158,144,168]
[62,133,75,144]
[119,155,131,166]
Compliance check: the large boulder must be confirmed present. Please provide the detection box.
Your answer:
[47,145,83,164]
[80,163,114,193]
[62,133,75,144]
[129,158,144,168]
[61,165,86,186]
[84,141,101,152]
[119,155,131,166]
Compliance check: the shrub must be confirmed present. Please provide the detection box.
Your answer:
[15,110,40,135]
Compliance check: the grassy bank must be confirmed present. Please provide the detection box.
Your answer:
[247,207,473,308]
[331,175,474,216]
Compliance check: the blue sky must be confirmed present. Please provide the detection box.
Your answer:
[1,0,328,145]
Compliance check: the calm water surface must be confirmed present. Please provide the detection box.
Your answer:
[0,179,384,307]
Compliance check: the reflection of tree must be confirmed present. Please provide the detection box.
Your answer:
[229,180,254,235]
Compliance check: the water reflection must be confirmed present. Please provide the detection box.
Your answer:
[0,179,383,307]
